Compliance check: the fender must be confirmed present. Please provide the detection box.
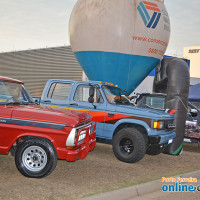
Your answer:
[112,118,151,136]
[7,133,59,155]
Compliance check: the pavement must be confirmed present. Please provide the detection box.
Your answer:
[79,170,200,200]
[132,179,200,200]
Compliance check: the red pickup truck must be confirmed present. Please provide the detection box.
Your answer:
[0,76,96,178]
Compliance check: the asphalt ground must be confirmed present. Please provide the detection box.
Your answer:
[0,143,199,200]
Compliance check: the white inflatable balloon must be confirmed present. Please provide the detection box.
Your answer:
[69,0,170,94]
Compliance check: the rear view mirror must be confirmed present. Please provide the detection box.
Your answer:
[190,109,198,117]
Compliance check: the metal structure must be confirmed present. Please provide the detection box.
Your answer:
[0,46,82,96]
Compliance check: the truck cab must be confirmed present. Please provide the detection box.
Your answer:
[40,80,176,163]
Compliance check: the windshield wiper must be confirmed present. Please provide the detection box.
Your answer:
[21,102,34,105]
[6,102,21,105]
[5,102,34,105]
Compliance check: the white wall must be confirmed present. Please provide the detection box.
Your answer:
[184,46,200,78]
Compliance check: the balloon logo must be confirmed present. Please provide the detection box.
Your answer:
[69,0,170,94]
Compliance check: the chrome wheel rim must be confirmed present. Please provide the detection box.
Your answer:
[22,146,47,172]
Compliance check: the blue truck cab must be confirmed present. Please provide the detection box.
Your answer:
[39,80,176,163]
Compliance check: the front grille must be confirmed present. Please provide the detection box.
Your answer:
[75,122,93,134]
[76,120,92,128]
[75,122,95,145]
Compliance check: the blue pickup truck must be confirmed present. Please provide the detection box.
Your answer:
[37,80,176,163]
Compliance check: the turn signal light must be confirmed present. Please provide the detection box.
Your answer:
[66,146,74,150]
[153,121,165,130]
[153,121,160,129]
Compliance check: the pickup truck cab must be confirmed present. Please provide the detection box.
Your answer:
[40,80,176,162]
[0,76,96,178]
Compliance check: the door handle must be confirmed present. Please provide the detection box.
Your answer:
[108,113,115,117]
[70,103,78,106]
[44,100,51,103]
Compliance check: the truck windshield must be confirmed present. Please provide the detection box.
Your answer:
[102,85,131,105]
[0,81,33,105]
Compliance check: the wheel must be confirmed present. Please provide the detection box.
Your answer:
[112,127,146,163]
[15,138,58,178]
[146,145,162,155]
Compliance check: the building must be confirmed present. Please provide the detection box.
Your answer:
[0,45,194,97]
[184,46,200,82]
[0,46,82,96]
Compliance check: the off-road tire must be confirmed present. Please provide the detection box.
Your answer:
[112,127,146,163]
[15,138,57,178]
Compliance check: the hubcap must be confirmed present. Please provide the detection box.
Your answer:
[119,138,134,154]
[22,146,47,172]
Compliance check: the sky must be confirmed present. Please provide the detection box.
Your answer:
[0,0,200,57]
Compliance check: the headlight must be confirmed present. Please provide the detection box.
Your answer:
[153,121,165,130]
[66,122,92,147]
[66,128,77,146]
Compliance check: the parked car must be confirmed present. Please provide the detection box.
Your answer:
[0,76,96,178]
[36,80,176,161]
[132,93,200,143]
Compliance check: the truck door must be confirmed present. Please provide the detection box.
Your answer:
[69,84,106,137]
[0,84,30,153]
[0,80,15,152]
[41,81,73,106]
[0,104,14,153]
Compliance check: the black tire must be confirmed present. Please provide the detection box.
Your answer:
[112,127,146,163]
[15,138,58,178]
[146,145,162,155]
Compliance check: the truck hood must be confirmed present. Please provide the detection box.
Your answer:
[115,105,174,120]
[11,105,91,128]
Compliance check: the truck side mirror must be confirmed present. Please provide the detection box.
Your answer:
[89,86,95,97]
[88,96,94,103]
[190,109,198,117]
[88,86,95,103]
[32,97,41,105]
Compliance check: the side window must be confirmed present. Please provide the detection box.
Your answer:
[48,83,72,100]
[0,82,10,95]
[19,91,28,102]
[74,85,104,103]
[0,82,10,101]
[146,96,165,110]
